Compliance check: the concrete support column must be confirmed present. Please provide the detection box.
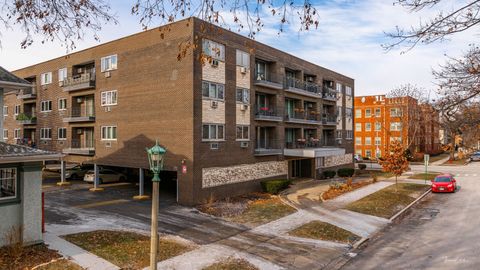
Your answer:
[56,158,70,186]
[89,163,104,192]
[134,168,150,200]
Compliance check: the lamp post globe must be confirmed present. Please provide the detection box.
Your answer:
[146,141,166,182]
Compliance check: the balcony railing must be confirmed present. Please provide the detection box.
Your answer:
[16,113,37,125]
[254,139,283,156]
[17,86,37,99]
[285,138,322,149]
[285,111,321,124]
[322,115,337,125]
[62,73,96,92]
[63,139,95,156]
[254,107,283,121]
[285,77,321,97]
[254,71,284,90]
[322,137,337,147]
[322,86,337,101]
[63,107,95,123]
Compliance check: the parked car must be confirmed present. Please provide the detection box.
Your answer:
[431,174,457,193]
[471,152,480,161]
[84,168,127,184]
[65,164,94,179]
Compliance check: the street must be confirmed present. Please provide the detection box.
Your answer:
[342,162,480,270]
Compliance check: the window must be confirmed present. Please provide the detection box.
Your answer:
[375,122,381,131]
[337,106,343,120]
[366,150,372,157]
[101,126,117,140]
[0,168,17,201]
[3,129,7,140]
[101,90,118,106]
[355,109,362,118]
[365,109,371,118]
[390,107,402,117]
[58,68,67,82]
[41,101,52,112]
[3,106,7,116]
[355,123,362,131]
[375,137,381,145]
[14,129,20,140]
[355,137,362,145]
[336,83,342,93]
[236,50,250,67]
[390,137,402,143]
[202,39,225,61]
[14,105,20,116]
[101,55,118,72]
[390,122,402,131]
[58,128,67,140]
[202,81,225,100]
[236,88,249,104]
[365,123,371,131]
[346,130,353,139]
[346,108,353,118]
[58,98,67,110]
[336,130,343,139]
[41,72,52,85]
[375,108,381,117]
[346,86,352,96]
[365,137,372,145]
[202,124,225,141]
[40,128,52,140]
[236,125,249,140]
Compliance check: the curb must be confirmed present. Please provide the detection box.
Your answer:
[389,188,431,222]
[351,237,369,249]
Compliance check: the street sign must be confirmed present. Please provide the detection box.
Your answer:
[424,154,430,166]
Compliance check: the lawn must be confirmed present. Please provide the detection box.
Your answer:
[288,221,360,244]
[409,172,441,181]
[355,169,393,179]
[36,259,84,270]
[63,230,193,269]
[322,180,372,201]
[345,183,429,219]
[0,243,61,270]
[442,158,468,165]
[203,257,259,270]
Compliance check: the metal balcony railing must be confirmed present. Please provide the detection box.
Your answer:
[254,70,284,89]
[63,107,95,123]
[285,138,322,149]
[285,111,321,123]
[322,137,337,147]
[254,139,283,155]
[62,73,96,91]
[322,86,337,100]
[255,107,283,121]
[63,138,95,155]
[322,115,337,125]
[285,77,321,94]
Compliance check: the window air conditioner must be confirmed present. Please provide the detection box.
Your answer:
[105,106,111,112]
[105,141,112,148]
[211,100,218,108]
[240,141,249,148]
[59,81,64,87]
[240,104,248,111]
[211,59,219,67]
[210,143,219,150]
[240,67,247,74]
[104,71,111,78]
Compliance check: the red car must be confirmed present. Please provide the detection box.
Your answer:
[431,174,457,193]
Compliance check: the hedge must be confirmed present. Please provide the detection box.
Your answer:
[323,170,336,179]
[358,163,367,170]
[260,179,291,194]
[337,168,355,177]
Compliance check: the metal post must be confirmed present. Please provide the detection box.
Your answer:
[133,168,149,200]
[150,180,159,270]
[89,163,103,191]
[57,158,70,186]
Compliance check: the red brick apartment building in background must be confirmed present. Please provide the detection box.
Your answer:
[354,95,441,159]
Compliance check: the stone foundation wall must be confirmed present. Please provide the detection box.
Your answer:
[325,153,353,167]
[202,161,288,188]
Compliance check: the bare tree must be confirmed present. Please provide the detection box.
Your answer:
[1,1,320,50]
[384,0,480,51]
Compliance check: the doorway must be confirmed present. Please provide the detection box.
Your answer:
[289,159,313,178]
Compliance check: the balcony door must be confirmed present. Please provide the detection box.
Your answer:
[255,61,267,81]
[84,128,94,149]
[285,99,295,118]
[85,96,95,117]
[256,94,269,110]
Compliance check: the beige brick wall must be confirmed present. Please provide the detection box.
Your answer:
[202,100,225,124]
[236,104,250,125]
[202,61,225,84]
[235,66,250,89]
[202,160,288,188]
[337,93,343,130]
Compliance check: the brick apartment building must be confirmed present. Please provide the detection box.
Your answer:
[354,95,441,159]
[3,18,354,204]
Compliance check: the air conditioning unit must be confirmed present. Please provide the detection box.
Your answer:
[104,71,111,78]
[210,100,218,108]
[104,106,111,112]
[105,141,112,148]
[210,142,219,150]
[240,104,248,111]
[240,66,247,74]
[59,81,64,87]
[240,141,249,148]
[211,59,219,67]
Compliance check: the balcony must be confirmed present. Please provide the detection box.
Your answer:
[63,139,95,156]
[254,107,283,122]
[62,73,96,92]
[63,107,95,123]
[285,77,322,98]
[254,71,284,90]
[254,139,283,156]
[322,86,337,101]
[17,87,37,100]
[322,115,337,126]
[16,114,37,125]
[285,111,322,125]
[284,137,344,157]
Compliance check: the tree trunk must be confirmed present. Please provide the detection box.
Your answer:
[395,175,398,192]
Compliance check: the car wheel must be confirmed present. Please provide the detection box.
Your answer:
[70,173,78,180]
[119,176,126,182]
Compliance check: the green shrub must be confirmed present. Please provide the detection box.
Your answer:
[358,164,367,170]
[323,170,336,179]
[337,168,355,177]
[260,179,291,194]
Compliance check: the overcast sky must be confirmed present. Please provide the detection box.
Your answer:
[0,0,476,96]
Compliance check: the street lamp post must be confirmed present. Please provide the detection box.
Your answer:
[146,141,166,270]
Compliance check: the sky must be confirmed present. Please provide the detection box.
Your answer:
[0,0,477,96]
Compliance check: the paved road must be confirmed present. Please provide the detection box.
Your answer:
[342,162,480,270]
